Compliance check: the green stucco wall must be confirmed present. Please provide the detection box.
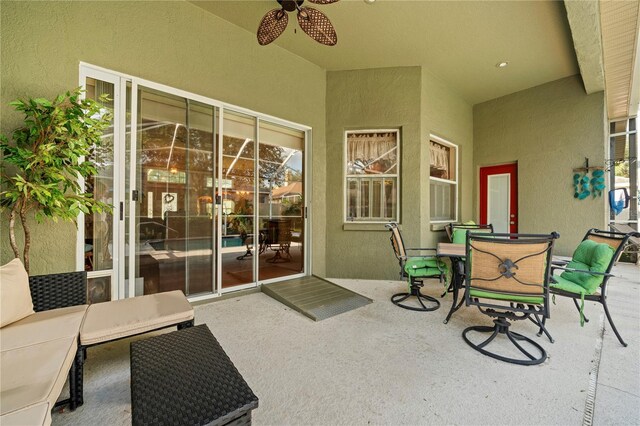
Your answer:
[473,75,606,255]
[0,1,326,275]
[421,69,474,246]
[1,3,606,281]
[325,67,473,280]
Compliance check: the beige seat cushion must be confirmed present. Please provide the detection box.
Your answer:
[0,305,88,352]
[0,258,34,328]
[1,336,77,417]
[80,290,194,346]
[0,402,50,426]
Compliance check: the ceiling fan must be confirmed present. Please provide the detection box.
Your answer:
[257,0,339,46]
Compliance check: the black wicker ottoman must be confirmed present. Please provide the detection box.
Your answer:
[130,324,259,426]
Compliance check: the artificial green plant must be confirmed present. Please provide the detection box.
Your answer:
[0,88,113,272]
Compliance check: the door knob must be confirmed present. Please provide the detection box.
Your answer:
[510,221,515,225]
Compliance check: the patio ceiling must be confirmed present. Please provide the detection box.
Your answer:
[600,0,640,120]
[191,0,579,104]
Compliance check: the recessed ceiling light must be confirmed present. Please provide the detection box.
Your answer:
[364,0,376,4]
[496,61,509,68]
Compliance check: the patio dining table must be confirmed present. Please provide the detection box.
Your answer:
[436,242,466,324]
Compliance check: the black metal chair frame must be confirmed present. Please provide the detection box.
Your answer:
[264,220,293,263]
[463,232,558,365]
[608,223,640,263]
[441,223,494,321]
[385,222,445,312]
[445,223,494,242]
[542,228,639,347]
[236,231,267,261]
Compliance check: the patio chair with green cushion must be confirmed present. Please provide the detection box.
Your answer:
[441,223,494,299]
[385,222,447,312]
[447,223,494,244]
[463,232,558,365]
[543,228,639,347]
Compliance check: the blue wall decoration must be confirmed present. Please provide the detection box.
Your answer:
[573,158,605,200]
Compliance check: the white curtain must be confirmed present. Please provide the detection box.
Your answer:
[347,132,397,163]
[430,141,449,177]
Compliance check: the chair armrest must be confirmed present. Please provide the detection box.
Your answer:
[29,271,87,312]
[551,266,614,278]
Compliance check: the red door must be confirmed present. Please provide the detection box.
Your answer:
[479,163,518,234]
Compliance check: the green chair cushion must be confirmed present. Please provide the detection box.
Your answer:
[451,228,491,244]
[404,257,446,278]
[560,240,614,294]
[550,275,587,295]
[405,267,444,278]
[469,289,543,305]
[405,257,443,268]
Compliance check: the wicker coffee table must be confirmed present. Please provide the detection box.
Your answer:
[130,324,259,426]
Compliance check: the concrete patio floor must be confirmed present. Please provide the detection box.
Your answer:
[52,264,639,425]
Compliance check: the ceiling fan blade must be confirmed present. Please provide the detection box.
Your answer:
[297,7,337,46]
[257,8,289,46]
[306,0,340,4]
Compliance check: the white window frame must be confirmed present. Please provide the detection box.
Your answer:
[343,129,401,224]
[608,116,638,226]
[429,134,458,224]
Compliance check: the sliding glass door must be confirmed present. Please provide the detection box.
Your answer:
[80,65,308,301]
[130,87,217,297]
[258,121,305,281]
[81,71,124,304]
[220,111,256,288]
[217,115,306,288]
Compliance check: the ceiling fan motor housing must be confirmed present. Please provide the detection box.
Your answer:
[278,0,304,12]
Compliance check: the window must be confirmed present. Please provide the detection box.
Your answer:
[147,168,187,184]
[429,136,458,223]
[345,130,399,222]
[609,117,637,225]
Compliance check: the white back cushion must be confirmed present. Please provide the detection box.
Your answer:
[1,259,34,328]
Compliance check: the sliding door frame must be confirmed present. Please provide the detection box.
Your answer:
[77,62,311,302]
[77,67,126,301]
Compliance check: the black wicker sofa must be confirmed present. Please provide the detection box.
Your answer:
[1,270,88,425]
[1,264,194,425]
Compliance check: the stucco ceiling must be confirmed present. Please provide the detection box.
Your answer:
[191,0,579,104]
[563,0,605,95]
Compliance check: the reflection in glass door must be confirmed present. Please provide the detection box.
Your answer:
[83,75,119,304]
[258,121,305,281]
[218,115,307,288]
[131,87,216,297]
[220,111,256,288]
[81,64,308,301]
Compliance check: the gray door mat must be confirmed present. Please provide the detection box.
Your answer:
[261,275,373,321]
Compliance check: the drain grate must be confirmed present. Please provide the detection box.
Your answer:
[583,313,605,426]
[262,275,372,321]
